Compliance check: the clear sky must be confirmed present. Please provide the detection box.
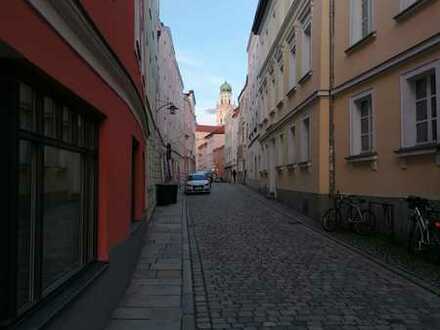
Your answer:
[160,0,258,125]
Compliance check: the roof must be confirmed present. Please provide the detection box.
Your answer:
[205,126,225,138]
[251,0,269,34]
[196,124,224,133]
[220,81,232,93]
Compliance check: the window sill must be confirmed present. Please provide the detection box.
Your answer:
[286,163,298,173]
[14,262,108,330]
[345,31,377,55]
[276,165,285,173]
[345,152,378,163]
[298,161,312,168]
[394,143,439,157]
[394,0,433,22]
[298,71,312,85]
[287,86,297,97]
[276,99,284,109]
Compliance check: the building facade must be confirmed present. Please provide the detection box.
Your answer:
[249,0,331,219]
[224,106,240,182]
[157,22,186,183]
[0,0,157,328]
[196,125,225,172]
[183,91,197,177]
[332,0,440,237]
[237,0,440,240]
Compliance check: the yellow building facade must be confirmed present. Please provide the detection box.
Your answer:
[245,0,440,234]
[332,0,440,237]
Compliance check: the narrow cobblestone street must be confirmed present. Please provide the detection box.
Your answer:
[186,184,440,330]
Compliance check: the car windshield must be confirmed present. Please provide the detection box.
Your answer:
[187,175,206,181]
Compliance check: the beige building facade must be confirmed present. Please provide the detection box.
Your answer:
[239,0,440,237]
[248,0,331,219]
[332,0,440,237]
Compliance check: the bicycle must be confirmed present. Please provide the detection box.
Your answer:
[406,196,440,263]
[321,192,376,235]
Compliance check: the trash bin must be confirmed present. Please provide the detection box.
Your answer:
[156,184,178,206]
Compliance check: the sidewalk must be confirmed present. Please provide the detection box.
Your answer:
[106,197,194,330]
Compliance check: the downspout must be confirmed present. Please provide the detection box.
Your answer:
[329,0,336,196]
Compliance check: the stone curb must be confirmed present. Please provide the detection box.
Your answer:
[181,197,195,330]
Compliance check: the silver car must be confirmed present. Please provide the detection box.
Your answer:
[184,173,211,194]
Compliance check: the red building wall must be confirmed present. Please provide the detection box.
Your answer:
[0,1,146,261]
[80,0,144,96]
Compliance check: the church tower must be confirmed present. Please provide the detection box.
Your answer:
[216,81,233,125]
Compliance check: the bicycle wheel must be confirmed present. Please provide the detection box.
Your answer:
[408,221,423,254]
[428,229,440,264]
[321,208,339,232]
[354,210,376,235]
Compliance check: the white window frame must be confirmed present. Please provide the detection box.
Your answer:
[301,15,312,76]
[300,114,311,162]
[400,0,418,11]
[288,125,297,164]
[349,0,374,46]
[349,89,375,155]
[400,60,440,148]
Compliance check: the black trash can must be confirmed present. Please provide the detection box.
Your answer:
[156,184,178,206]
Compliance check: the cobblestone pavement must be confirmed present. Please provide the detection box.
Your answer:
[186,184,440,330]
[237,186,440,294]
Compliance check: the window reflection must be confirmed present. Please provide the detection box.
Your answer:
[17,140,33,309]
[19,84,35,131]
[42,147,82,291]
[44,97,57,138]
[62,107,73,144]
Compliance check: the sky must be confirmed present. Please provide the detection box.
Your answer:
[160,0,258,125]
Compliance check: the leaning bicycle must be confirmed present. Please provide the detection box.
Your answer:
[406,196,440,263]
[321,192,376,235]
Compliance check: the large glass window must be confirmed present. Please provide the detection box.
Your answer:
[13,82,99,315]
[42,147,82,292]
[17,140,33,311]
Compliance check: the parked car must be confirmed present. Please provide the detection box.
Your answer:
[184,173,211,194]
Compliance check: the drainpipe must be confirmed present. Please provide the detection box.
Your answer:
[329,0,336,197]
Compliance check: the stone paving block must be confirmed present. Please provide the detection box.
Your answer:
[112,307,181,320]
[120,293,181,308]
[126,284,181,296]
[106,319,180,330]
[157,270,181,278]
[151,262,182,270]
[187,184,440,330]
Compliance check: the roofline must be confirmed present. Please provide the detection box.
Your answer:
[251,0,270,34]
[238,76,248,101]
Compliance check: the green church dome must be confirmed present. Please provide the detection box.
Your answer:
[220,81,232,93]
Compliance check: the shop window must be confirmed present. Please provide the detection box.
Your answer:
[11,82,99,318]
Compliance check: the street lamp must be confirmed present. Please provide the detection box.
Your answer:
[156,101,179,115]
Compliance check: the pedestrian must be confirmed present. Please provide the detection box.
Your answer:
[232,169,237,183]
